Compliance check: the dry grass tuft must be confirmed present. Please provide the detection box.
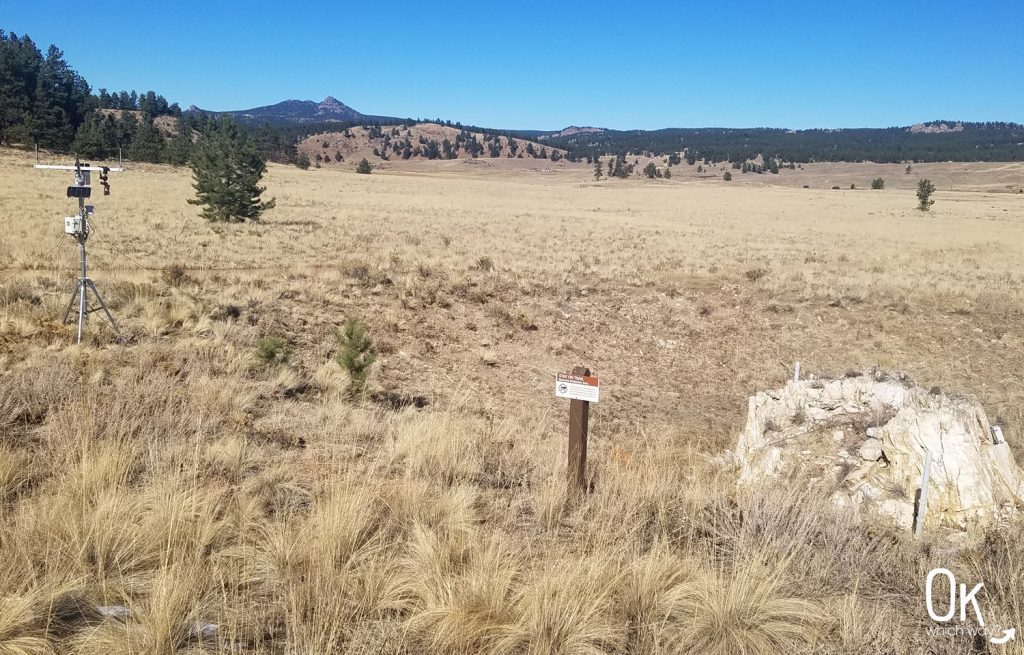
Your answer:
[676,557,825,655]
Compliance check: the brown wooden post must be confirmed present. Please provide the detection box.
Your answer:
[567,365,591,493]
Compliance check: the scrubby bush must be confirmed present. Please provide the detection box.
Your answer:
[256,335,293,366]
[356,158,373,174]
[871,178,885,189]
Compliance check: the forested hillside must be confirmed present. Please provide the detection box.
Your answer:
[0,31,181,157]
[539,123,1024,164]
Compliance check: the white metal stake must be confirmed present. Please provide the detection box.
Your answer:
[793,361,801,383]
[914,449,932,538]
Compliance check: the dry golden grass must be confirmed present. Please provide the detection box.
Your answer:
[1,146,1024,653]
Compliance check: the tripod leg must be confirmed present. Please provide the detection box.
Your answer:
[63,280,83,323]
[86,280,120,335]
[77,278,87,343]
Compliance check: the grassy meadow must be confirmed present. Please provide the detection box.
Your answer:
[2,146,1024,654]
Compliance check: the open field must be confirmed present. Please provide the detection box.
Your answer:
[2,146,1024,653]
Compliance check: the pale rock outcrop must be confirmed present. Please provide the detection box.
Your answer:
[735,371,1024,531]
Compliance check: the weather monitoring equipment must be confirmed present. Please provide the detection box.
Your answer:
[34,158,124,343]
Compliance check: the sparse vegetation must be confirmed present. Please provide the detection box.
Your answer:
[745,267,768,281]
[1,146,1023,655]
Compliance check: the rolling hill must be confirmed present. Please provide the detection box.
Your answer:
[297,123,567,166]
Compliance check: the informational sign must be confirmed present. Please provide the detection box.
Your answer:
[555,372,600,403]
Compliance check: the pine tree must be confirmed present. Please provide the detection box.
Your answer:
[356,158,372,174]
[188,117,275,222]
[916,178,936,211]
[32,45,91,150]
[0,31,43,145]
[165,117,193,166]
[127,116,165,163]
[71,112,108,159]
[334,319,376,396]
[593,157,603,181]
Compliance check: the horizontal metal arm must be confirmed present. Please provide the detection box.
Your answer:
[33,165,125,172]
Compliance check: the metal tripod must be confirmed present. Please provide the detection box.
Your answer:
[62,193,119,343]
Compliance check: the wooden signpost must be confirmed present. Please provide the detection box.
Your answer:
[556,367,600,493]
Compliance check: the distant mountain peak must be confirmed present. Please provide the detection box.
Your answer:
[187,95,373,124]
[315,95,361,120]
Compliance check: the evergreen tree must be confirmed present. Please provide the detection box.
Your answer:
[71,112,109,159]
[165,117,193,166]
[334,319,376,396]
[593,157,603,181]
[127,116,165,162]
[916,178,936,210]
[32,45,91,150]
[188,117,275,222]
[296,152,311,170]
[356,158,372,174]
[115,112,138,153]
[0,31,43,145]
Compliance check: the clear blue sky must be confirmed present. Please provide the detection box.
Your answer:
[4,0,1022,130]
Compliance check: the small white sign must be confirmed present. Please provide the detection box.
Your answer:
[555,372,600,403]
